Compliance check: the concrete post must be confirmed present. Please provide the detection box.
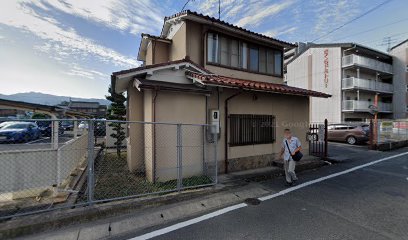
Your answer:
[87,120,95,205]
[73,117,78,138]
[50,114,59,150]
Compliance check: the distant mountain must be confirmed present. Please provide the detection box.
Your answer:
[0,92,111,106]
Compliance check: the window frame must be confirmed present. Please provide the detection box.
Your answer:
[229,114,276,146]
[206,32,283,77]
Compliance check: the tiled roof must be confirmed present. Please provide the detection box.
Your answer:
[186,72,331,98]
[112,57,212,76]
[164,10,296,48]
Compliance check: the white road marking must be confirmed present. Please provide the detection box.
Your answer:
[259,151,408,201]
[129,151,408,240]
[130,203,247,240]
[25,137,50,144]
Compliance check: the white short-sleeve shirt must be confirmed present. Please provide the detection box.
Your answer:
[282,137,301,161]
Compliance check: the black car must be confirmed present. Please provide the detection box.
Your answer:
[61,121,74,131]
[36,121,65,137]
[94,122,106,137]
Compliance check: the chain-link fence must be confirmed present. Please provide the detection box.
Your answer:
[376,119,408,143]
[0,119,217,220]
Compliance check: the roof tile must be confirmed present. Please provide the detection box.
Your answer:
[186,72,331,98]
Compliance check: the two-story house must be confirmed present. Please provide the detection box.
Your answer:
[112,11,330,181]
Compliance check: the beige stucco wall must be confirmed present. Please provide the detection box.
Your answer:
[145,43,153,65]
[154,41,169,64]
[207,88,309,172]
[186,21,203,65]
[126,85,144,172]
[143,90,154,181]
[127,86,310,179]
[153,91,206,181]
[145,41,170,65]
[170,22,187,61]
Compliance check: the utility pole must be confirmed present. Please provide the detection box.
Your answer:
[383,36,391,52]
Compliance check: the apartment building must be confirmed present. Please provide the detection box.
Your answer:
[112,11,330,180]
[389,39,408,119]
[286,43,393,123]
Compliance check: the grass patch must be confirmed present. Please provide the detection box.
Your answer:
[92,152,213,200]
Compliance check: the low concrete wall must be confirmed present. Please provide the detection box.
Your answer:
[0,133,88,201]
[57,133,88,186]
[0,149,57,200]
[377,140,408,151]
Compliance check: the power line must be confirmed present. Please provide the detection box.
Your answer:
[311,0,394,42]
[331,17,408,42]
[359,31,408,45]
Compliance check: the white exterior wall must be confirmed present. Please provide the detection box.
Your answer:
[287,47,342,123]
[390,42,408,119]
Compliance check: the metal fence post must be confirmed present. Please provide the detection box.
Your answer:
[369,119,374,149]
[87,120,95,205]
[176,124,182,191]
[324,119,328,159]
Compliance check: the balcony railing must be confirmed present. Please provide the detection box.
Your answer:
[342,77,393,93]
[342,100,393,112]
[342,54,393,74]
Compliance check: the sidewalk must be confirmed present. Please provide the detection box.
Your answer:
[1,156,326,240]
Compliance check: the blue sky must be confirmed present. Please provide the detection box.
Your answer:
[0,0,407,99]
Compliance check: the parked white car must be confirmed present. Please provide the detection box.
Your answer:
[78,121,89,129]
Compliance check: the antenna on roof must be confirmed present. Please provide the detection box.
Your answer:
[181,0,192,11]
[218,0,221,19]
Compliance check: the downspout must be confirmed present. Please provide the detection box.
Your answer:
[152,88,159,183]
[224,90,243,174]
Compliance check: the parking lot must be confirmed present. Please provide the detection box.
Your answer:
[0,133,76,151]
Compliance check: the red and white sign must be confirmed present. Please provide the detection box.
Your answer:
[324,49,329,88]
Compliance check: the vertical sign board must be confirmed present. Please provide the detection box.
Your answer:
[318,124,325,142]
[324,49,329,88]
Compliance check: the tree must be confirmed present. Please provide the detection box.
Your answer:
[31,113,49,119]
[106,85,126,157]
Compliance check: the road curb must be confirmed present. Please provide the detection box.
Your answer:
[21,185,270,240]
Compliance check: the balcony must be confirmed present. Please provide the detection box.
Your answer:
[342,100,393,113]
[342,77,393,93]
[342,54,393,74]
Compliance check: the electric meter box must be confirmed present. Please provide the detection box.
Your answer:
[210,109,220,134]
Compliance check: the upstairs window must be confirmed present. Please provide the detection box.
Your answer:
[274,51,282,75]
[230,39,240,68]
[207,33,218,63]
[249,45,259,72]
[207,32,283,76]
[241,42,248,69]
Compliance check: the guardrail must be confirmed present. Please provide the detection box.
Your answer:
[342,100,392,112]
[342,77,393,93]
[342,54,392,74]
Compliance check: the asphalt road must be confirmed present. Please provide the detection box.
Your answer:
[130,146,408,240]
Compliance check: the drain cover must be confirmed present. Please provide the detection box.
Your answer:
[244,198,261,205]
